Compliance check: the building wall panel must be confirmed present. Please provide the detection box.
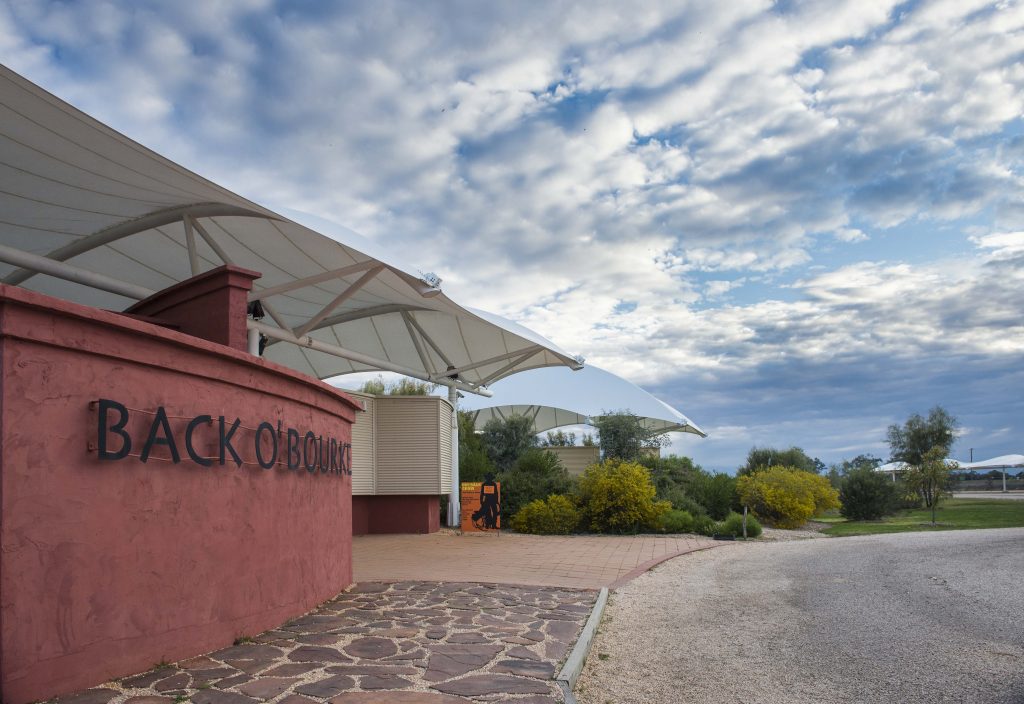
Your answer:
[348,391,375,495]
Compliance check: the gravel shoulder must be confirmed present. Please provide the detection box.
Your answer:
[576,528,1024,704]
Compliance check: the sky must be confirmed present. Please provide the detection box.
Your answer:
[2,0,1022,472]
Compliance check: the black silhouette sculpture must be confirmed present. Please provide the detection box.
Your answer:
[471,473,500,530]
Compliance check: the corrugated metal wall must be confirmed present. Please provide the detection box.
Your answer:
[349,391,376,495]
[548,446,600,476]
[375,396,449,494]
[345,392,456,495]
[439,401,453,489]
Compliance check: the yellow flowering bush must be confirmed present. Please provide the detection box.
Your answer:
[511,494,580,534]
[736,466,840,528]
[577,459,670,533]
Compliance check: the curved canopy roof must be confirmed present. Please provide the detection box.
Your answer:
[876,459,959,473]
[957,454,1024,470]
[0,65,582,393]
[467,405,589,435]
[460,364,705,437]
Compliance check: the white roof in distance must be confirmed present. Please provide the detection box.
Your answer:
[0,64,582,393]
[459,364,705,437]
[876,458,960,472]
[957,454,1024,470]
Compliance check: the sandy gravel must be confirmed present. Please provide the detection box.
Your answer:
[575,528,1024,704]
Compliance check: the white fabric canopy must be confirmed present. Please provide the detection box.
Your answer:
[0,65,582,393]
[467,405,589,435]
[957,454,1024,470]
[460,364,705,437]
[875,459,959,473]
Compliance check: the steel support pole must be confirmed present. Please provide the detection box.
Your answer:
[448,383,461,528]
[247,327,261,356]
[0,243,153,300]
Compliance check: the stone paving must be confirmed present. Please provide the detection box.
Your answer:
[53,581,597,704]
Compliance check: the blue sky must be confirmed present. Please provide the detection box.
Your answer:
[2,0,1022,472]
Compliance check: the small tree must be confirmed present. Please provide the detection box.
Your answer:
[358,374,436,396]
[887,406,957,466]
[839,467,896,520]
[827,454,882,488]
[388,377,436,395]
[738,446,823,476]
[458,411,494,483]
[541,430,576,447]
[359,375,387,395]
[481,414,537,471]
[593,411,668,462]
[689,471,739,520]
[904,447,953,523]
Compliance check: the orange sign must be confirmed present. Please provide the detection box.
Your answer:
[460,480,501,532]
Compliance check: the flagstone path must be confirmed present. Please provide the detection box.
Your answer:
[53,581,597,704]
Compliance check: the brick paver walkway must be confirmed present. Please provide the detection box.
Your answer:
[55,581,596,704]
[354,533,719,589]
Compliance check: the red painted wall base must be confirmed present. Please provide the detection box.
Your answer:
[0,284,359,704]
[352,495,441,535]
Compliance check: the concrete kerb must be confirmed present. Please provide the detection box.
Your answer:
[556,586,609,704]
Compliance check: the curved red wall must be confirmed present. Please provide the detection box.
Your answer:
[0,285,359,704]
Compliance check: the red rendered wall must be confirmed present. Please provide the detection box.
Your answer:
[352,495,371,535]
[0,285,360,704]
[351,495,440,535]
[124,264,260,351]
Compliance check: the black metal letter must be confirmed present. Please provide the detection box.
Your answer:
[140,406,180,463]
[219,416,242,467]
[255,422,277,470]
[319,436,329,473]
[185,415,213,467]
[287,428,300,469]
[303,431,317,473]
[97,399,131,460]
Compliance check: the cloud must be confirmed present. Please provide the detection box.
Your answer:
[1,0,1022,469]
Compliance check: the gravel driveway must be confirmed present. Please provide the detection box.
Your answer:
[576,528,1024,704]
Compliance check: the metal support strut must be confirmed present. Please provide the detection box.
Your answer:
[448,383,461,528]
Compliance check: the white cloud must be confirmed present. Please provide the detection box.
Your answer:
[834,227,868,242]
[2,0,1022,468]
[971,230,1024,258]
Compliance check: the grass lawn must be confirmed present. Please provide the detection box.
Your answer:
[823,498,1024,537]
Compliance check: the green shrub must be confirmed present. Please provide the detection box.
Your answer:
[458,411,494,483]
[577,459,670,533]
[659,509,695,533]
[736,465,841,528]
[692,513,717,536]
[482,415,537,471]
[716,511,762,538]
[839,467,897,520]
[500,449,574,519]
[512,495,580,534]
[689,472,739,520]
[893,479,923,509]
[661,489,708,518]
